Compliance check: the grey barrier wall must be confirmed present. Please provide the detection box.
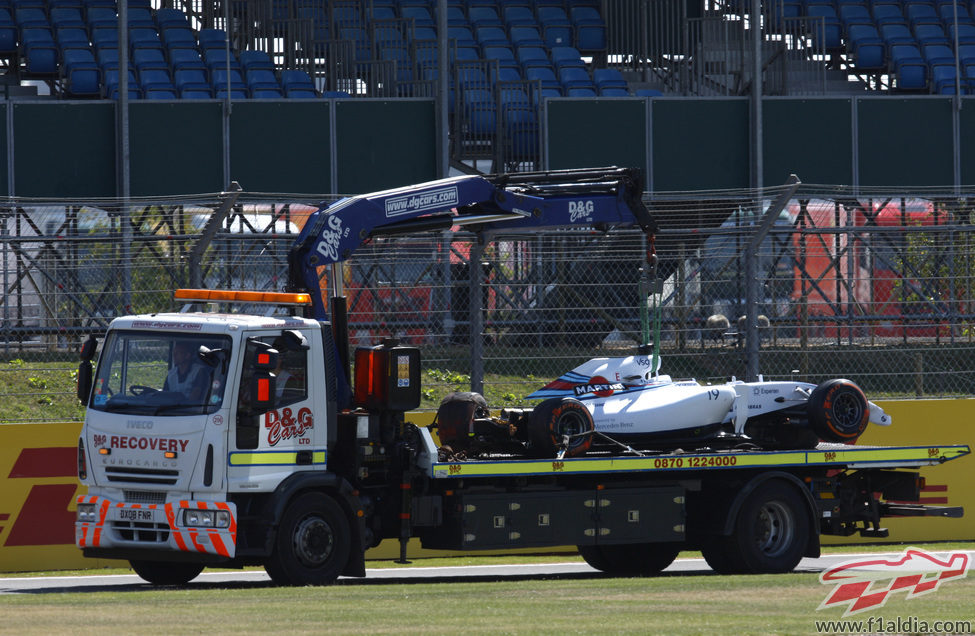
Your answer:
[3,98,438,198]
[544,96,975,190]
[3,96,974,197]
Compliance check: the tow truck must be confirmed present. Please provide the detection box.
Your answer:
[74,167,969,585]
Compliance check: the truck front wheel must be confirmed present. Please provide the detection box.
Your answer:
[577,542,681,576]
[265,492,350,586]
[719,481,811,574]
[130,560,204,585]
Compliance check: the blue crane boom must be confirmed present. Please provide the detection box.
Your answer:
[287,166,657,321]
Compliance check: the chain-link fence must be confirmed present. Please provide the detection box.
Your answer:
[3,183,975,422]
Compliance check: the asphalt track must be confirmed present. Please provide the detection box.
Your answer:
[0,552,938,594]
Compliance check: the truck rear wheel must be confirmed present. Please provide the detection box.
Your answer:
[807,379,869,442]
[722,481,810,574]
[578,542,681,576]
[530,397,594,458]
[264,492,350,586]
[129,560,204,585]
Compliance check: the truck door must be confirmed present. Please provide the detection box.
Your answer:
[228,330,326,491]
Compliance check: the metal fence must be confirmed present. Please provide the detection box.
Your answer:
[3,183,975,422]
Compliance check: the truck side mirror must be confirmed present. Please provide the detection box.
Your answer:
[77,335,97,404]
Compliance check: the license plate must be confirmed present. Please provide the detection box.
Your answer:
[118,508,155,522]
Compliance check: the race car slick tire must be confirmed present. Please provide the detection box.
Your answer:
[807,379,869,443]
[724,481,810,574]
[264,492,350,586]
[130,560,204,585]
[578,543,681,576]
[529,397,594,458]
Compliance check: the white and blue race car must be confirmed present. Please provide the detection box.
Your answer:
[434,355,891,458]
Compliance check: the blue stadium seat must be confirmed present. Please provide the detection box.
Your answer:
[483,44,519,70]
[447,5,467,26]
[15,6,50,30]
[129,27,163,52]
[140,67,177,98]
[103,67,140,98]
[380,45,414,83]
[509,25,545,48]
[56,26,90,51]
[558,66,594,90]
[469,6,502,29]
[204,47,241,72]
[550,46,585,70]
[401,5,434,26]
[0,9,15,54]
[570,6,606,51]
[155,7,189,30]
[599,87,629,96]
[169,47,205,72]
[807,5,843,49]
[173,68,209,94]
[525,65,560,91]
[847,24,885,70]
[635,88,663,97]
[210,67,247,95]
[198,28,227,51]
[61,47,100,95]
[50,7,85,29]
[516,46,552,71]
[880,23,916,47]
[180,88,213,99]
[462,87,496,135]
[889,42,928,89]
[373,22,405,48]
[906,2,939,27]
[915,23,949,46]
[333,3,362,28]
[593,67,627,91]
[281,68,317,97]
[537,6,573,47]
[240,49,274,73]
[248,68,283,98]
[22,28,58,74]
[86,7,118,30]
[872,2,906,26]
[502,6,535,28]
[132,46,167,72]
[931,64,961,93]
[949,23,975,44]
[126,7,154,28]
[161,26,197,52]
[90,27,118,53]
[448,25,477,48]
[475,26,509,48]
[566,86,597,97]
[321,90,352,98]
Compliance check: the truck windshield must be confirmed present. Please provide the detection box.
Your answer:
[89,331,232,416]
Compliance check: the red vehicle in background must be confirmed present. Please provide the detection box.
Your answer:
[792,198,954,339]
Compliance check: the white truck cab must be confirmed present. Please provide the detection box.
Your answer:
[76,291,333,573]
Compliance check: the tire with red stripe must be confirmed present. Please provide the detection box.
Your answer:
[807,379,869,443]
[529,397,594,458]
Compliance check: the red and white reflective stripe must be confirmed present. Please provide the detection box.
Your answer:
[164,500,237,558]
[76,495,111,548]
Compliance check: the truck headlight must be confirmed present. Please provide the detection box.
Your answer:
[182,509,231,529]
[77,504,96,523]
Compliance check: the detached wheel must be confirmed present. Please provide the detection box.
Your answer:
[724,481,811,574]
[530,397,594,458]
[578,542,681,576]
[807,379,869,443]
[130,560,204,585]
[264,492,350,586]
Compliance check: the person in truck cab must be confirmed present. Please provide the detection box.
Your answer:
[164,340,209,401]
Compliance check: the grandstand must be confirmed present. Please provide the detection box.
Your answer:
[0,0,970,174]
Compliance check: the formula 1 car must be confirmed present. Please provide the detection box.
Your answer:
[434,355,891,459]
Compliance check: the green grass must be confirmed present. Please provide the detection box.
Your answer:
[1,567,973,635]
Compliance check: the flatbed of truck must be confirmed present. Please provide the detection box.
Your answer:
[416,432,971,479]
